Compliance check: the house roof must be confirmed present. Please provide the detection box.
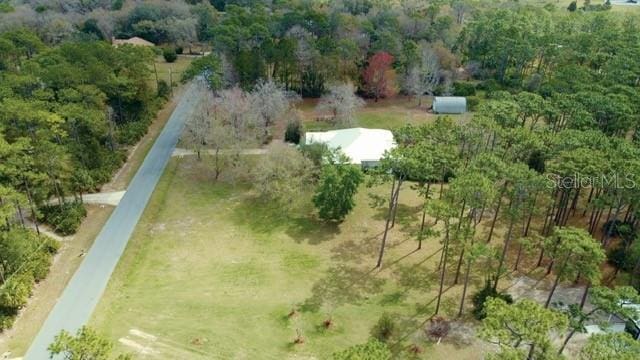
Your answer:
[304,128,395,164]
[112,37,155,47]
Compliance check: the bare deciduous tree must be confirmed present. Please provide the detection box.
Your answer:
[249,80,297,139]
[404,42,440,106]
[315,83,364,127]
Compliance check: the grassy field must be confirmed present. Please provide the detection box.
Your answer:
[91,157,488,359]
[151,55,193,91]
[299,96,472,132]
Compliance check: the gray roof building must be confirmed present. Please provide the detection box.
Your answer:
[433,96,467,114]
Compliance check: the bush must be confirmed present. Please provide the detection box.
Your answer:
[332,339,392,359]
[466,96,480,111]
[0,273,34,310]
[472,280,513,320]
[111,0,124,10]
[38,202,87,236]
[175,46,184,55]
[0,312,16,332]
[602,220,634,238]
[453,82,476,96]
[116,119,151,145]
[371,313,397,343]
[284,121,302,144]
[157,79,171,99]
[478,79,502,93]
[163,48,177,63]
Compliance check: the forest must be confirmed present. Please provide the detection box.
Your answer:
[0,11,162,333]
[0,0,639,359]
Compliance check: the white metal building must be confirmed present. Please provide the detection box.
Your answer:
[433,96,467,114]
[304,128,395,166]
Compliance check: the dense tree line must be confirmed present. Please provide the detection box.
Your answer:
[0,28,162,332]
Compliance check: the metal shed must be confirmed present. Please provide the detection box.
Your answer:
[432,96,467,114]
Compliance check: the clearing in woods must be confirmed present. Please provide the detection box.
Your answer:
[91,156,492,359]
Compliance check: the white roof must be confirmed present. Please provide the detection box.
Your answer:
[304,128,396,164]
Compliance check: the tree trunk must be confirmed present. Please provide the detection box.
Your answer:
[376,178,401,268]
[390,180,402,229]
[558,329,577,355]
[580,284,590,310]
[545,256,569,308]
[514,243,524,271]
[602,201,622,247]
[493,212,515,291]
[458,243,474,317]
[417,183,431,250]
[453,200,467,284]
[487,184,507,243]
[214,148,221,180]
[16,203,25,227]
[435,225,450,315]
[536,247,545,268]
[24,179,40,236]
[583,187,595,217]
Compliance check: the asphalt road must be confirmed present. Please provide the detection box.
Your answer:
[25,81,200,360]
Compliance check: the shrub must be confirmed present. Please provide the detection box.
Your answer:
[371,312,397,343]
[116,119,151,145]
[607,247,634,272]
[163,48,177,63]
[478,79,501,93]
[453,82,476,96]
[472,280,513,320]
[332,339,392,359]
[466,96,480,111]
[157,79,171,99]
[602,220,633,238]
[300,143,330,169]
[0,2,14,13]
[175,46,184,55]
[38,202,87,236]
[284,121,302,144]
[111,0,124,11]
[0,312,16,332]
[0,273,34,310]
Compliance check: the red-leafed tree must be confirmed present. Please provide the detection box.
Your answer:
[362,51,398,101]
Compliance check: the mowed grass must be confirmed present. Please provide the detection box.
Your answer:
[300,96,472,132]
[91,157,488,359]
[150,55,193,90]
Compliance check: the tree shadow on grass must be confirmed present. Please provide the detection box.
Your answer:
[300,264,386,313]
[230,195,340,244]
[372,203,421,225]
[330,230,382,264]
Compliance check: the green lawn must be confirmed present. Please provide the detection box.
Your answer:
[301,96,471,132]
[150,55,193,90]
[91,157,487,359]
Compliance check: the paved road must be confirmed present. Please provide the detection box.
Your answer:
[25,81,201,360]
